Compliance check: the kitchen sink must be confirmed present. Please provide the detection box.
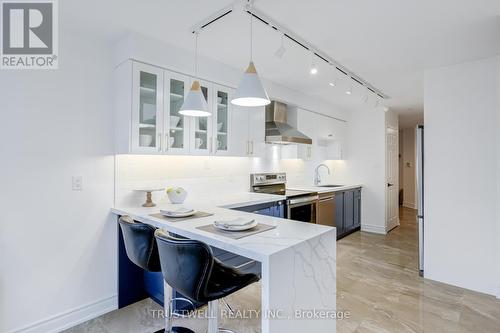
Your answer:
[318,185,345,188]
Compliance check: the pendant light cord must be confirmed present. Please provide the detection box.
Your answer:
[194,32,199,78]
[250,11,253,61]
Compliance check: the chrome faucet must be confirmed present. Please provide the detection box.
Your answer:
[314,164,331,185]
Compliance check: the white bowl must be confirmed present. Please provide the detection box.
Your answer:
[170,116,181,128]
[166,187,187,204]
[139,134,153,147]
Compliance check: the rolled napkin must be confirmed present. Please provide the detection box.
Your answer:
[160,207,194,216]
[214,217,255,229]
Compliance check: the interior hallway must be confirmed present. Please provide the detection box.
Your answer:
[65,207,500,333]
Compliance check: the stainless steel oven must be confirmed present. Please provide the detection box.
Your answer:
[287,193,318,223]
[250,173,318,223]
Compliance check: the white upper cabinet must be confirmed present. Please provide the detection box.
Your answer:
[296,109,318,160]
[230,105,265,157]
[130,62,164,154]
[212,84,232,156]
[164,72,190,155]
[188,79,213,155]
[278,107,347,161]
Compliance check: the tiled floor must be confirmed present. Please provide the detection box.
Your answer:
[64,207,500,332]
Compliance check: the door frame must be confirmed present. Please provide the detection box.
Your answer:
[386,126,400,232]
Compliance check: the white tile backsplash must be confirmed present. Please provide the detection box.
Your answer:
[115,152,350,207]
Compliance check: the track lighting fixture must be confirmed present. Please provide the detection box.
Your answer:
[309,52,318,75]
[274,32,286,59]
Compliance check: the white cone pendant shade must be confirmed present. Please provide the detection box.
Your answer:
[179,80,210,117]
[231,62,270,107]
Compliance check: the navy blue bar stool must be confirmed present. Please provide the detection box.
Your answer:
[119,216,194,333]
[154,229,260,333]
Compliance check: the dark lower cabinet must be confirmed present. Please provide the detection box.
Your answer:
[335,193,345,236]
[336,188,362,239]
[353,188,361,228]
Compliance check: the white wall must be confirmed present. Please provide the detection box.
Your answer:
[400,127,417,209]
[424,56,500,296]
[0,27,116,332]
[342,107,388,234]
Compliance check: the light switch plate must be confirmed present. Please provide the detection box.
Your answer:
[72,176,83,191]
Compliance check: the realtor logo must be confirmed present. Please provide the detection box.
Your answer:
[1,0,58,69]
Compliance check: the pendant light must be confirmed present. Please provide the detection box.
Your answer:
[179,32,210,117]
[231,11,270,107]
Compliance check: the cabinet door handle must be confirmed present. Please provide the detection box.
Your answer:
[250,141,254,155]
[214,137,218,154]
[246,141,249,155]
[158,133,162,152]
[165,134,169,151]
[209,137,213,154]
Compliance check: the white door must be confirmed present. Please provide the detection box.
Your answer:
[164,71,190,155]
[247,106,265,157]
[189,79,213,155]
[296,109,317,160]
[212,85,232,156]
[386,127,399,231]
[131,62,164,153]
[231,105,250,156]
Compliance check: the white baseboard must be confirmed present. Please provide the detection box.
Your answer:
[361,224,387,234]
[10,295,117,333]
[386,219,400,233]
[403,202,417,209]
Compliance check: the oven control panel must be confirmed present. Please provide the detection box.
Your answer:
[250,173,286,186]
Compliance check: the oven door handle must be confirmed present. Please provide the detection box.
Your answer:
[287,195,319,206]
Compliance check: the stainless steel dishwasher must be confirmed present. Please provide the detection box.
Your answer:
[317,191,336,227]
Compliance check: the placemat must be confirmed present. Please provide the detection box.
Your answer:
[196,223,276,240]
[149,211,213,223]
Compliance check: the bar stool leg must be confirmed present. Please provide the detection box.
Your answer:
[164,281,174,332]
[207,299,219,333]
[157,281,195,333]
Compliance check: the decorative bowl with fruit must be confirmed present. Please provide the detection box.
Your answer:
[166,187,187,204]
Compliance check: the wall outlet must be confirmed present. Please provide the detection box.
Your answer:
[72,176,83,191]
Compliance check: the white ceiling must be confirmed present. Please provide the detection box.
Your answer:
[65,0,500,126]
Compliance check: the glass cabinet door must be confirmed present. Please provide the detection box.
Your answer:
[132,63,163,153]
[190,80,212,155]
[165,72,190,154]
[213,85,231,155]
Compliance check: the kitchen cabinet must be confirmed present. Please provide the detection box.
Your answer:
[129,62,164,154]
[164,71,190,154]
[231,200,285,218]
[353,188,361,228]
[279,107,347,160]
[231,105,265,157]
[335,187,362,239]
[335,193,345,236]
[116,60,250,156]
[296,108,317,160]
[343,190,355,231]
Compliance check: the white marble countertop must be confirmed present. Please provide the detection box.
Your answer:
[287,184,363,193]
[111,191,331,262]
[111,191,337,333]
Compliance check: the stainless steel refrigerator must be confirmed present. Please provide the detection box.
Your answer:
[416,125,424,276]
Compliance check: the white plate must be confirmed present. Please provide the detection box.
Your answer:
[160,208,196,218]
[213,217,257,231]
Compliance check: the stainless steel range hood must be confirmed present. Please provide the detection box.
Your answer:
[265,101,312,145]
